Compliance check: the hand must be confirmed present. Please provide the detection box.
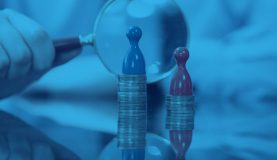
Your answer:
[0,9,80,98]
[0,110,80,160]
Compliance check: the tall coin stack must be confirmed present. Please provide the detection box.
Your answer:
[117,75,147,149]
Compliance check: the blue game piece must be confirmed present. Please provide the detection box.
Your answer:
[121,26,146,160]
[122,26,146,75]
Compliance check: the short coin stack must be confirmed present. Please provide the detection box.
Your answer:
[166,95,194,131]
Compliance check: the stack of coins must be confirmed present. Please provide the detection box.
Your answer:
[117,75,147,149]
[166,95,195,130]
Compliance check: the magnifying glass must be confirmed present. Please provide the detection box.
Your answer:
[53,0,188,83]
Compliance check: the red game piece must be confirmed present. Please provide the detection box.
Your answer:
[169,47,193,160]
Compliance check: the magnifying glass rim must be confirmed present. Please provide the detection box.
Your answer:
[93,0,117,76]
[92,0,182,83]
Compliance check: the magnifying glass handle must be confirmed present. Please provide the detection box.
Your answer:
[53,37,81,53]
[53,34,94,54]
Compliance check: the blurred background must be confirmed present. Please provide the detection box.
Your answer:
[0,0,277,159]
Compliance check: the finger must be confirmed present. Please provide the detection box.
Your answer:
[0,44,9,78]
[0,12,32,79]
[3,9,55,71]
[0,135,9,160]
[32,142,54,160]
[7,134,31,160]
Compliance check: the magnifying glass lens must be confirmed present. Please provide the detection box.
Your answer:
[94,0,188,83]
